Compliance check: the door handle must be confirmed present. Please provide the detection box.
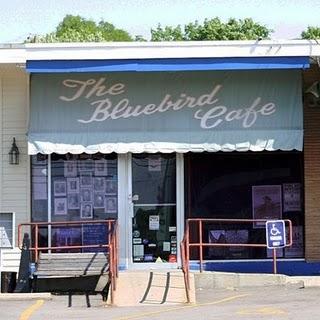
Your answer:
[132,194,139,201]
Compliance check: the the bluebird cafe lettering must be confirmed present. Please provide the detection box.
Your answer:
[59,77,276,129]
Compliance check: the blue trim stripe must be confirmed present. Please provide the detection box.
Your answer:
[190,260,320,276]
[26,57,310,73]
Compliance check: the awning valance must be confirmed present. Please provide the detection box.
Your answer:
[28,70,303,154]
[26,57,309,73]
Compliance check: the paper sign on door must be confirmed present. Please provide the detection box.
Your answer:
[149,215,160,230]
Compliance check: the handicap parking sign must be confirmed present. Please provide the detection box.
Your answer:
[266,220,286,249]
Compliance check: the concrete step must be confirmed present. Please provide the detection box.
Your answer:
[113,270,195,306]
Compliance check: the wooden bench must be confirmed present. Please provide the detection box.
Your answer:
[32,252,110,307]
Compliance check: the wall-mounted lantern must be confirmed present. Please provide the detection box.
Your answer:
[9,137,20,165]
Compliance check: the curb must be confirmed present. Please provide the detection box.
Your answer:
[0,293,52,301]
[286,276,320,288]
[194,271,320,289]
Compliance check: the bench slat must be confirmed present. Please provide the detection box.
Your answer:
[38,259,108,265]
[39,253,107,258]
[37,267,108,272]
[36,272,108,276]
[34,266,109,272]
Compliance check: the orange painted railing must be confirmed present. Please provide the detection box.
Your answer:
[180,218,292,302]
[18,219,118,304]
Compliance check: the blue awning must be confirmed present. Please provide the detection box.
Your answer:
[26,57,309,73]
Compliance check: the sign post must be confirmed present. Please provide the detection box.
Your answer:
[266,220,286,274]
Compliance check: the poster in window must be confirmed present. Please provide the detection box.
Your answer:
[283,183,301,212]
[252,185,282,228]
[81,202,93,219]
[82,224,107,252]
[67,193,80,210]
[67,178,79,193]
[94,159,108,176]
[55,227,81,248]
[54,180,67,197]
[106,179,117,195]
[106,197,117,213]
[64,161,77,177]
[54,198,67,215]
[80,172,92,187]
[285,226,303,257]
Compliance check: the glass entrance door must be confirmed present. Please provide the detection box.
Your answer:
[131,153,177,263]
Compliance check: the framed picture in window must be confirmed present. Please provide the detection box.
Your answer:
[80,172,92,187]
[64,161,77,177]
[93,177,105,192]
[54,198,67,215]
[67,178,80,193]
[106,179,117,195]
[94,192,105,209]
[94,159,108,176]
[81,188,93,202]
[106,197,117,213]
[81,202,93,219]
[67,193,80,210]
[79,159,93,172]
[54,180,67,197]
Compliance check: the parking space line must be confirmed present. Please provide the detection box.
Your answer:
[237,306,287,316]
[115,294,250,320]
[19,299,44,320]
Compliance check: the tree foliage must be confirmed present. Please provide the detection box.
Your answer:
[26,15,273,43]
[26,15,133,43]
[151,17,272,41]
[301,26,320,39]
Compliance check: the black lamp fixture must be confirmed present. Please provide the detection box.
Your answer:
[9,137,20,165]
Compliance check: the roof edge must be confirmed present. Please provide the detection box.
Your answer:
[1,40,320,63]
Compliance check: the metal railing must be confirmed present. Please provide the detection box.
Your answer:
[18,219,118,304]
[180,218,293,303]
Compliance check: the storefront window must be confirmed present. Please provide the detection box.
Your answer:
[31,153,118,251]
[185,152,304,260]
[31,154,48,222]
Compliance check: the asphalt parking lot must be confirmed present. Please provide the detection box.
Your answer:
[1,285,319,320]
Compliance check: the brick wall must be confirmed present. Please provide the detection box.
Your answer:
[303,64,320,261]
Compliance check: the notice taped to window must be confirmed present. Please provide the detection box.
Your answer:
[283,183,301,212]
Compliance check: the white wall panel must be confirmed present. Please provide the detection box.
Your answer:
[0,66,29,245]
